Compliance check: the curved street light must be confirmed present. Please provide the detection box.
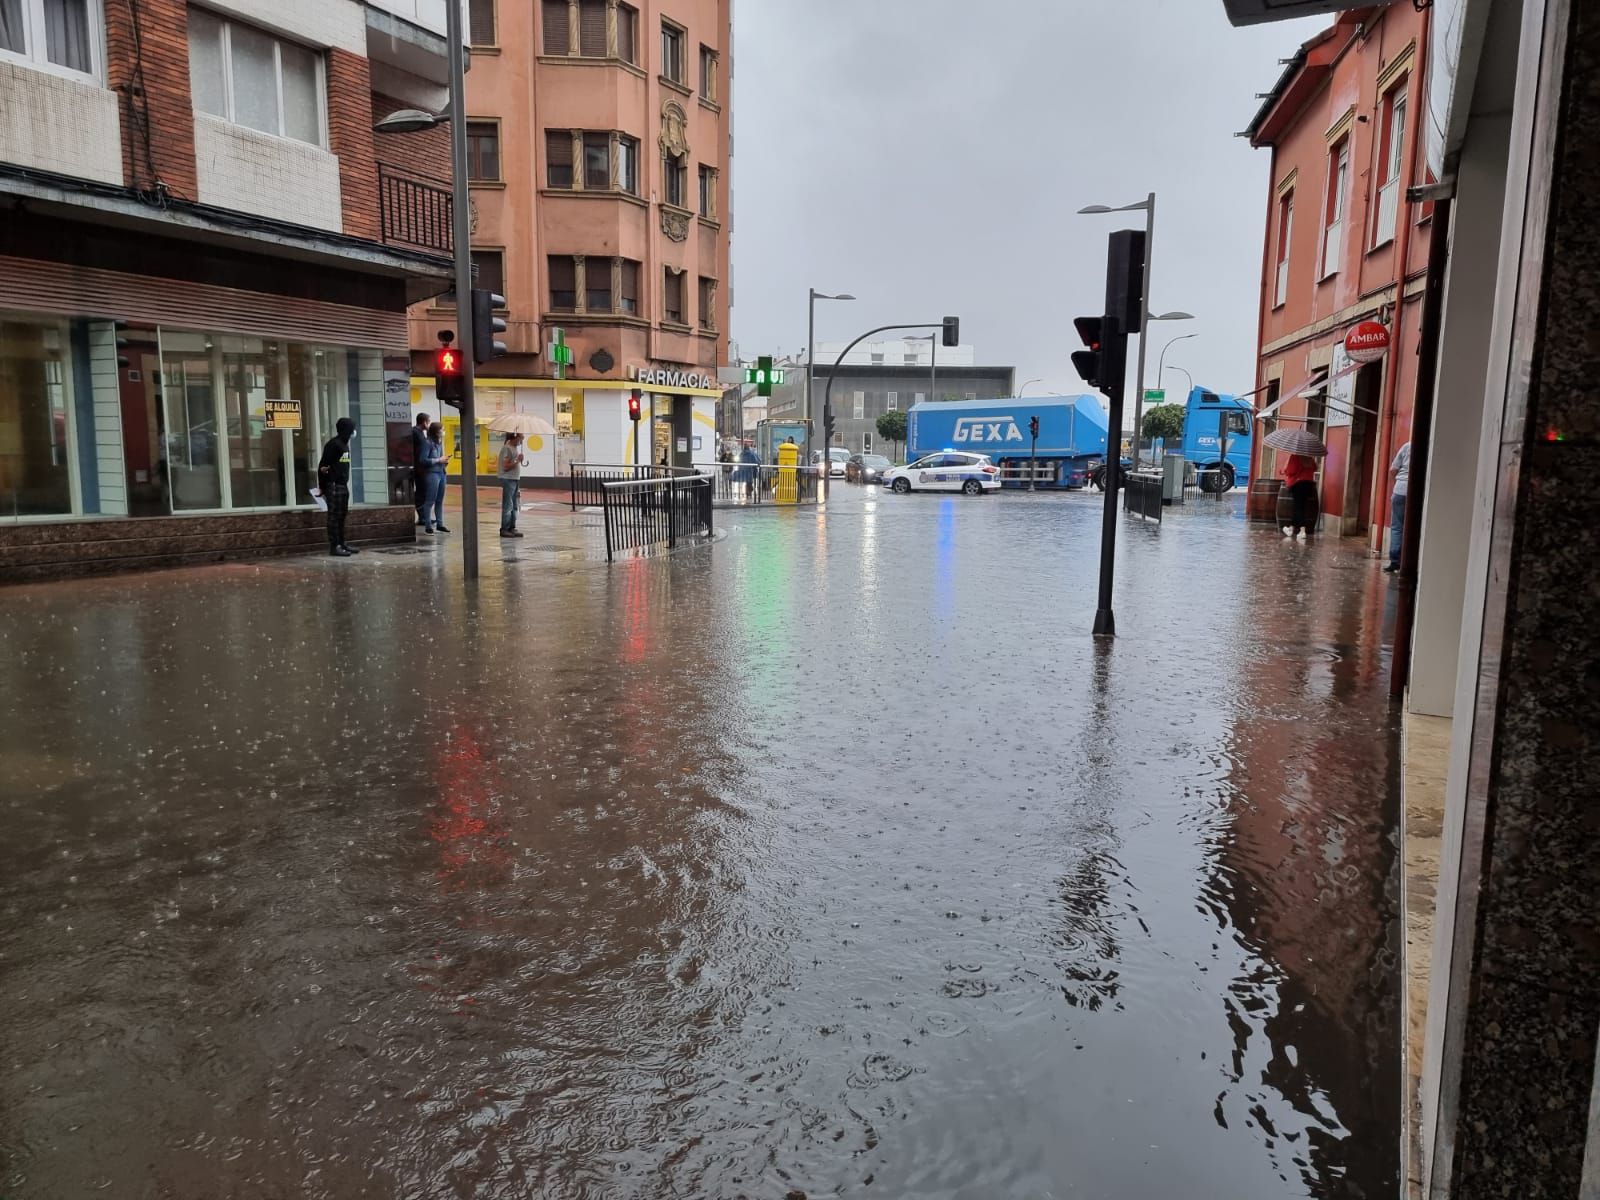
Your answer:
[1017,377,1043,397]
[808,289,856,436]
[1158,332,1199,397]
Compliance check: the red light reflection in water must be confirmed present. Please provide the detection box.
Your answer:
[428,724,514,893]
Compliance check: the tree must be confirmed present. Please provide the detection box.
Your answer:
[1140,402,1186,447]
[876,409,907,459]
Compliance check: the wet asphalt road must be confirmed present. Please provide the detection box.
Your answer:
[0,485,1400,1199]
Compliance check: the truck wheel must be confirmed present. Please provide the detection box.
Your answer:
[892,477,912,494]
[1201,463,1236,494]
[1091,467,1106,491]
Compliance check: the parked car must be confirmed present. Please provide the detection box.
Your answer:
[882,452,1001,495]
[846,452,893,483]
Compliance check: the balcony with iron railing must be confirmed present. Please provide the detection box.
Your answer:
[379,164,452,254]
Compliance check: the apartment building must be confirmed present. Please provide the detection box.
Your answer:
[1244,4,1430,547]
[0,0,455,577]
[410,0,732,482]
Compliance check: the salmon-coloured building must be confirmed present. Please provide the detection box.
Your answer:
[410,0,732,483]
[1245,5,1430,550]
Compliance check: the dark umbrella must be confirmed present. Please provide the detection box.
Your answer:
[1263,427,1329,458]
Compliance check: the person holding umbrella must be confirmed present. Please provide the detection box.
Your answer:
[484,411,557,539]
[1262,427,1328,540]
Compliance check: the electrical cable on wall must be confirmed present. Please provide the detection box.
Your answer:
[123,0,176,207]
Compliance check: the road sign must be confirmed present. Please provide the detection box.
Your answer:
[547,327,573,379]
[264,399,302,430]
[1144,389,1165,404]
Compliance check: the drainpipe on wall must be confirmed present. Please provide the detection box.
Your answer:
[1372,2,1431,550]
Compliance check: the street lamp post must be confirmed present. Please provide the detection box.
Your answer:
[1017,378,1043,397]
[824,322,953,501]
[1158,333,1198,398]
[1164,364,1194,396]
[808,289,855,468]
[1078,194,1193,468]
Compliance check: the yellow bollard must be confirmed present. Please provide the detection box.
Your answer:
[776,440,799,504]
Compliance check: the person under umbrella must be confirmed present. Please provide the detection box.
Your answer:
[1262,427,1328,541]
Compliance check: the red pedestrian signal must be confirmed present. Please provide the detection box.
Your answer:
[1072,316,1105,391]
[627,389,642,421]
[435,333,465,408]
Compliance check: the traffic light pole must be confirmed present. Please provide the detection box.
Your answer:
[446,0,478,580]
[1092,315,1126,638]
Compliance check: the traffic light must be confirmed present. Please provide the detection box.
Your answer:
[942,316,960,348]
[824,410,836,442]
[435,331,464,408]
[627,389,642,422]
[1106,230,1146,333]
[471,289,507,364]
[1029,415,1040,441]
[1072,317,1104,391]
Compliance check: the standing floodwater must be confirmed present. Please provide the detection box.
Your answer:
[0,488,1399,1199]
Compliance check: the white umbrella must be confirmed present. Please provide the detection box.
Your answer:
[1263,427,1328,458]
[485,411,556,438]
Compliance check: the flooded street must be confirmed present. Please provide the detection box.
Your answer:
[0,488,1400,1199]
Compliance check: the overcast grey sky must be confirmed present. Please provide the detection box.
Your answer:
[729,0,1320,405]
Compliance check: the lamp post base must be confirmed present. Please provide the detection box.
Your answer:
[1092,609,1116,638]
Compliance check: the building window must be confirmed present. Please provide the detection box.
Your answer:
[0,0,98,76]
[188,8,325,147]
[1374,85,1407,248]
[852,391,865,421]
[1274,189,1293,306]
[886,391,898,411]
[616,2,637,62]
[583,132,611,189]
[1320,138,1348,279]
[663,270,684,324]
[699,44,717,101]
[467,121,500,182]
[619,259,640,314]
[618,135,638,195]
[468,0,495,46]
[548,256,577,312]
[578,0,606,56]
[697,164,716,218]
[660,20,684,84]
[870,352,884,365]
[471,250,505,301]
[586,260,611,313]
[540,0,567,54]
[663,154,687,207]
[546,130,573,188]
[698,277,716,331]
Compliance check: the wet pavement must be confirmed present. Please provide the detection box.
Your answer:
[0,485,1401,1199]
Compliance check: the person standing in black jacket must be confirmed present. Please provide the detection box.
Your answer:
[318,417,359,557]
[410,411,431,527]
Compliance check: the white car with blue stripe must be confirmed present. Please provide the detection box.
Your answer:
[883,451,1001,495]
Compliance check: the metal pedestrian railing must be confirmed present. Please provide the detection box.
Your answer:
[601,474,713,561]
[697,462,820,506]
[570,463,695,510]
[1123,470,1164,523]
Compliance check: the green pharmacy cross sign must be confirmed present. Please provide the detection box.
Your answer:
[745,355,785,398]
[547,327,573,380]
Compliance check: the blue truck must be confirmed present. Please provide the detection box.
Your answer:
[1171,387,1254,493]
[906,395,1110,489]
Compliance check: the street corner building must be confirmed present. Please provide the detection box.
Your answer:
[1244,2,1430,554]
[408,0,733,485]
[0,0,458,582]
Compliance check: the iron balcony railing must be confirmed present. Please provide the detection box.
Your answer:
[379,165,452,254]
[601,475,713,561]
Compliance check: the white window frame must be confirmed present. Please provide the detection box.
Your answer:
[1373,86,1407,249]
[0,0,104,81]
[660,19,684,84]
[1274,191,1293,306]
[886,391,898,411]
[852,391,864,421]
[1320,140,1348,280]
[190,8,328,149]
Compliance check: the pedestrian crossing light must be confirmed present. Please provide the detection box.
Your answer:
[745,355,784,397]
[1071,316,1105,392]
[435,331,464,408]
[627,389,642,422]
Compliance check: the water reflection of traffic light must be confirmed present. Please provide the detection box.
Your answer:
[429,723,512,893]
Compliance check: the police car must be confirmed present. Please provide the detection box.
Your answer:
[882,451,1001,495]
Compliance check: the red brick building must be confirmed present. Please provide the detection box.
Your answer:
[0,0,454,578]
[1245,5,1430,549]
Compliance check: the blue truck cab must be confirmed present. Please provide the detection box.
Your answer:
[906,395,1110,489]
[1178,387,1253,493]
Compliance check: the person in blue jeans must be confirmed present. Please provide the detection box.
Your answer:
[498,432,525,538]
[1385,441,1411,573]
[420,421,449,533]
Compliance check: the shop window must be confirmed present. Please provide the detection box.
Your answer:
[0,318,75,518]
[188,7,324,147]
[0,0,99,78]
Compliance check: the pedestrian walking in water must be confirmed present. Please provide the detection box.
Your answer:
[419,421,449,533]
[1385,441,1411,573]
[498,432,525,538]
[410,411,431,527]
[1281,452,1319,540]
[318,417,359,557]
[736,439,759,501]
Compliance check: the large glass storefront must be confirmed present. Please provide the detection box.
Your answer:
[0,311,394,523]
